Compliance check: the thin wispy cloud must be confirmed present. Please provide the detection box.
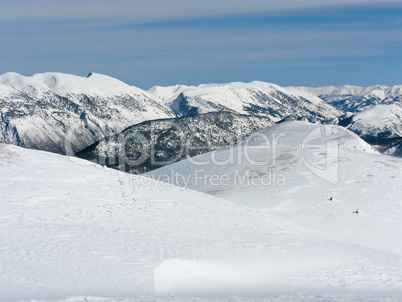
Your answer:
[0,0,401,88]
[0,0,399,21]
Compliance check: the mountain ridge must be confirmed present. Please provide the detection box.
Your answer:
[339,103,402,156]
[297,84,402,112]
[2,71,401,159]
[148,81,342,122]
[0,72,175,154]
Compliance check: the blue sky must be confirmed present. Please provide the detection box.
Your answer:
[0,0,401,89]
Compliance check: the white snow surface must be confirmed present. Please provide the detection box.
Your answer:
[297,85,392,98]
[348,103,402,139]
[297,85,402,112]
[0,72,174,154]
[151,82,321,105]
[1,122,402,301]
[147,122,402,257]
[0,84,20,98]
[148,81,341,121]
[0,72,153,99]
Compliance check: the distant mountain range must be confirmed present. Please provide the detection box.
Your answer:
[0,72,342,158]
[77,79,346,173]
[338,103,402,156]
[1,72,401,168]
[298,85,402,156]
[148,81,341,122]
[298,84,402,112]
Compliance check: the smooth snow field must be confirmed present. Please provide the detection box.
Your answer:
[1,122,402,301]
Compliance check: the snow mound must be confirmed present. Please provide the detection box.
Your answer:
[147,121,402,258]
[246,121,377,153]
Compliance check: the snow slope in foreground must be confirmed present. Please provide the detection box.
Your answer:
[1,143,402,301]
[147,122,402,258]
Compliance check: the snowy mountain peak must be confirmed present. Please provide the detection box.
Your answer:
[30,72,143,97]
[0,72,156,99]
[0,72,174,154]
[340,103,402,155]
[148,81,342,122]
[0,72,50,98]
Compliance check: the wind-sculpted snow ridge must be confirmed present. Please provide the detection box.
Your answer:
[298,84,402,112]
[1,142,402,300]
[148,81,342,122]
[0,72,174,154]
[75,111,273,173]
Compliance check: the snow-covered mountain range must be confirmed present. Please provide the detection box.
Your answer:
[339,103,402,156]
[1,69,402,301]
[75,112,273,173]
[0,72,174,154]
[2,121,402,300]
[1,71,401,161]
[148,82,342,122]
[298,84,402,112]
[297,85,402,156]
